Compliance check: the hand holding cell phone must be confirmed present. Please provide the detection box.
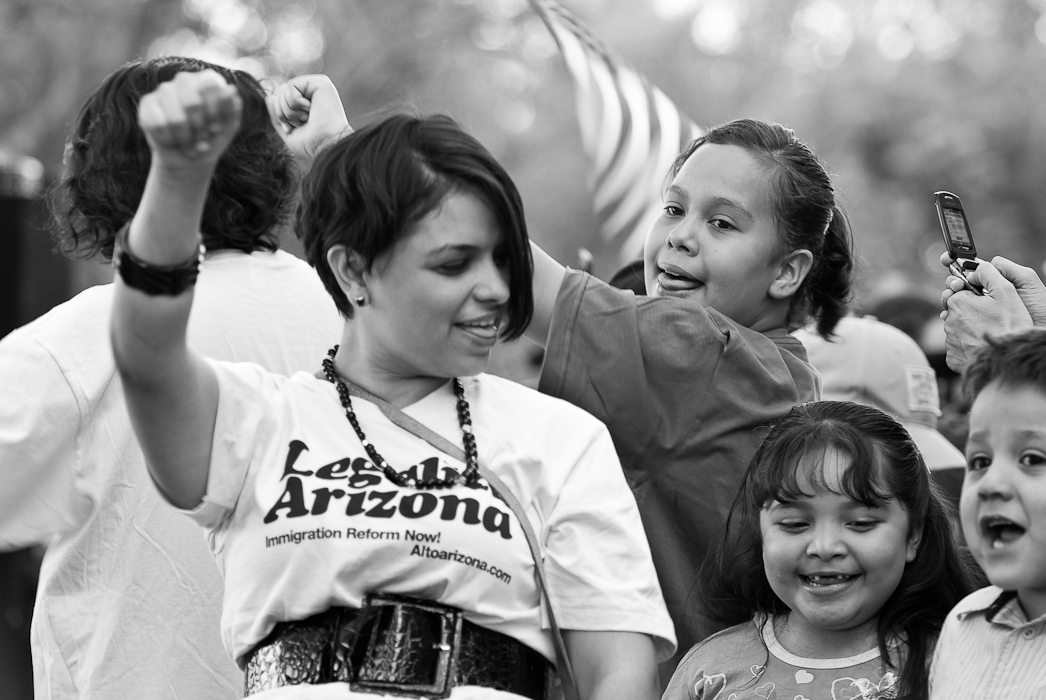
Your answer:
[934,190,984,295]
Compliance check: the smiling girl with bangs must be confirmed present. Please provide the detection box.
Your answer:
[664,401,979,700]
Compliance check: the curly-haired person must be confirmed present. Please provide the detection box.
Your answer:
[0,56,341,700]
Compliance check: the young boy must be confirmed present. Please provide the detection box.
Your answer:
[930,328,1046,698]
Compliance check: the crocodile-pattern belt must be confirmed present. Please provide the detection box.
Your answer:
[244,593,552,699]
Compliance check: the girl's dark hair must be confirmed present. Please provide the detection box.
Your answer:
[962,328,1046,403]
[295,112,534,340]
[49,56,295,260]
[671,119,853,337]
[702,401,979,700]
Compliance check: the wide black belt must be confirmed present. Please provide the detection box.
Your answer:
[244,593,552,699]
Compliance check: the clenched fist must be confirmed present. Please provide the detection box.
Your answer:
[137,69,242,172]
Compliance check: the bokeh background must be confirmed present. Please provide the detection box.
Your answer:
[3,0,1046,694]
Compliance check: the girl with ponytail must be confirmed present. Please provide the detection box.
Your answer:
[526,118,856,683]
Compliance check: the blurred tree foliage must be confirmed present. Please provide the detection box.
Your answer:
[3,0,1046,311]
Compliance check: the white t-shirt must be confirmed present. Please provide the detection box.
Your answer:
[0,250,342,700]
[190,363,676,697]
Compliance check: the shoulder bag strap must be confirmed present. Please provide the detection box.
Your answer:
[324,375,579,696]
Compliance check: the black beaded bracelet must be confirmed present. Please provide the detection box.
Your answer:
[112,221,205,296]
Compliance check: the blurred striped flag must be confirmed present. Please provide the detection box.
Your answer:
[528,0,702,261]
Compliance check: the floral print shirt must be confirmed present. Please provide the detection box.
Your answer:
[664,616,898,700]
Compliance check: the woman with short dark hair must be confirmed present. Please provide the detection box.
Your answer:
[110,70,675,700]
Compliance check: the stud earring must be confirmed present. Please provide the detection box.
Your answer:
[354,294,367,307]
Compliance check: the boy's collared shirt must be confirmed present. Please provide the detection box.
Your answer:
[931,585,1046,699]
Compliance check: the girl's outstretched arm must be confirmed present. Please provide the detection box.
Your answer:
[525,241,567,347]
[111,70,241,509]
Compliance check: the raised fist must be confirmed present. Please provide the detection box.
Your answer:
[137,69,242,171]
[267,74,350,160]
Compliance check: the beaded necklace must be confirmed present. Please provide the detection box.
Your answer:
[320,346,480,489]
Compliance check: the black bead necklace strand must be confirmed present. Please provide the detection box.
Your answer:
[321,346,480,490]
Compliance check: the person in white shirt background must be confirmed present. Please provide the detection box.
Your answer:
[0,56,343,700]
